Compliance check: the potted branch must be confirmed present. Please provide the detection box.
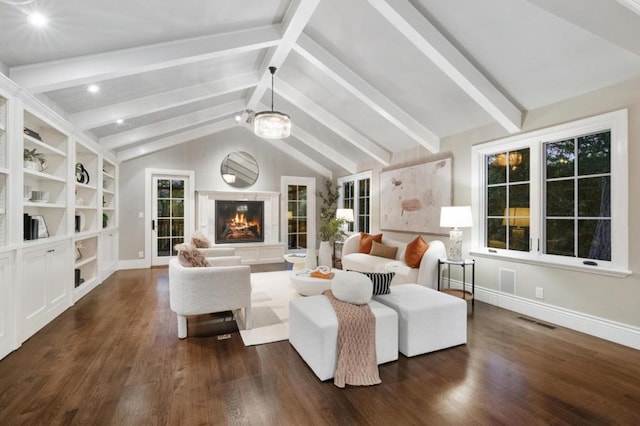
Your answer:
[317,180,347,267]
[23,148,47,171]
[102,212,109,229]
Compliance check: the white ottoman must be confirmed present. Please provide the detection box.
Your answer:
[289,295,399,381]
[374,284,467,357]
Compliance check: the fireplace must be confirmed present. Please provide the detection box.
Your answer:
[215,200,264,244]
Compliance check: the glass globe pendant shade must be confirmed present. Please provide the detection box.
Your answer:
[254,111,291,139]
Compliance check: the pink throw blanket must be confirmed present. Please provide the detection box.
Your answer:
[323,290,381,388]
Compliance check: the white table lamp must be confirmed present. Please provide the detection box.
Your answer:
[440,206,472,261]
[336,208,354,235]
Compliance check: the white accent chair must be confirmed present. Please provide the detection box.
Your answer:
[168,257,252,339]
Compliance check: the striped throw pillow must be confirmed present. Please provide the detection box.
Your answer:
[348,270,395,295]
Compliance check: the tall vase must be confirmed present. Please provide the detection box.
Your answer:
[305,247,318,269]
[318,241,332,268]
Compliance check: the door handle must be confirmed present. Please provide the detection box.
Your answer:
[152,219,155,231]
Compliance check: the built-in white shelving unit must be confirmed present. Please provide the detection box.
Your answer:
[101,158,117,229]
[0,74,120,361]
[0,95,8,247]
[22,110,68,242]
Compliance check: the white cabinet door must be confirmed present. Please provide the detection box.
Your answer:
[20,241,72,341]
[0,251,16,360]
[99,230,117,280]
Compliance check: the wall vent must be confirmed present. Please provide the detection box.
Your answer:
[499,268,516,294]
[518,316,556,330]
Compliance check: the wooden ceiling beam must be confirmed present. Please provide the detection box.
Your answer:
[367,0,522,133]
[294,33,440,153]
[70,72,258,130]
[100,100,246,151]
[276,79,391,166]
[10,25,280,94]
[246,0,321,109]
[117,119,237,162]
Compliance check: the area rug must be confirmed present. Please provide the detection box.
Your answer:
[239,270,299,346]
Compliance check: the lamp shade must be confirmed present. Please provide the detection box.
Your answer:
[336,208,354,223]
[253,111,291,139]
[440,206,472,228]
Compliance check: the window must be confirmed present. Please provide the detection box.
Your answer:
[471,110,629,276]
[338,171,372,234]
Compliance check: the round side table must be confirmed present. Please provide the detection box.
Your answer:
[284,254,306,271]
[290,270,340,296]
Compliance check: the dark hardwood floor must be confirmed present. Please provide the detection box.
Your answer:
[1,265,639,425]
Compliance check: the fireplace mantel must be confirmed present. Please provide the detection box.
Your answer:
[196,191,285,264]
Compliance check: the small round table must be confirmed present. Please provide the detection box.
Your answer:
[290,269,340,296]
[283,254,306,271]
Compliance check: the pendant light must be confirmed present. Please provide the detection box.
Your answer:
[254,66,291,139]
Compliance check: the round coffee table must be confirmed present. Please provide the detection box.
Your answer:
[283,254,306,271]
[290,269,341,296]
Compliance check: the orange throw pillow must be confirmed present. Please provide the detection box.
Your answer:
[405,236,430,268]
[359,232,383,253]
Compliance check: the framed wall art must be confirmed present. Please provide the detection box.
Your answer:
[379,157,452,234]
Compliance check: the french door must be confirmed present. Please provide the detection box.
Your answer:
[151,175,191,266]
[281,176,316,253]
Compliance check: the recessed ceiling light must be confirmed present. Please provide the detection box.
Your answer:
[27,11,48,28]
[116,119,124,125]
[87,84,100,94]
[234,114,242,123]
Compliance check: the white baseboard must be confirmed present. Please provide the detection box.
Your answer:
[118,259,148,270]
[448,279,640,350]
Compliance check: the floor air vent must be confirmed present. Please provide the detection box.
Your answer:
[518,316,556,329]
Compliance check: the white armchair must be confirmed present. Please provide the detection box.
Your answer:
[169,258,252,339]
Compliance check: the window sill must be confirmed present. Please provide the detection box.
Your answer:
[469,250,631,278]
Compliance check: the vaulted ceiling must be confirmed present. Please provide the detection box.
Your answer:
[1,0,640,178]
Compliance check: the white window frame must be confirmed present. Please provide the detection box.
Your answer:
[471,109,629,277]
[338,170,372,234]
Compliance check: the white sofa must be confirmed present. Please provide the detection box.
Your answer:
[341,233,446,289]
[168,257,252,338]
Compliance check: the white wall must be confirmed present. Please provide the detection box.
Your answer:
[118,126,326,261]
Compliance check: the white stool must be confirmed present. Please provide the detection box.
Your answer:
[289,295,399,381]
[374,284,467,357]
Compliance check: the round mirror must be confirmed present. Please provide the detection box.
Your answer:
[220,151,259,188]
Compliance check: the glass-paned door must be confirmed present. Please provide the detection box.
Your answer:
[287,185,308,250]
[152,176,187,265]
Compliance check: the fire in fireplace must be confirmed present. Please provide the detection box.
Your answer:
[215,200,264,244]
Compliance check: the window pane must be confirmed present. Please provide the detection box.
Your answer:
[172,219,184,237]
[509,227,529,252]
[171,179,184,198]
[158,219,170,237]
[546,219,574,257]
[299,201,307,218]
[509,148,530,183]
[487,186,506,217]
[299,234,307,249]
[509,183,529,208]
[578,132,610,176]
[487,153,507,185]
[546,180,574,216]
[578,177,610,218]
[487,218,506,249]
[288,185,297,200]
[171,200,184,218]
[157,200,170,218]
[298,186,307,201]
[157,179,170,198]
[578,219,611,261]
[299,220,307,233]
[546,140,575,179]
[157,238,171,256]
